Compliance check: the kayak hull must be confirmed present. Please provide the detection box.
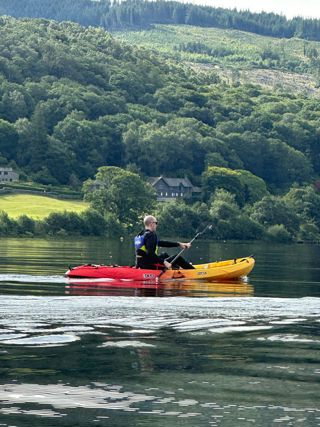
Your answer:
[65,256,255,282]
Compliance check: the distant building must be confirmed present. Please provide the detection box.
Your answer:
[150,176,200,201]
[0,167,19,183]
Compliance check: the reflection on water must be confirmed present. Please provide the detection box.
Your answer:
[1,237,320,297]
[0,238,320,426]
[66,279,254,297]
[0,296,319,426]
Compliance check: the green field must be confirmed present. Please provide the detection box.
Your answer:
[0,194,89,219]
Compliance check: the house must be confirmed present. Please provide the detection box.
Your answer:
[0,167,19,183]
[150,176,200,201]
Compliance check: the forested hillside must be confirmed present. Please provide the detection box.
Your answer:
[115,25,320,94]
[1,16,320,241]
[0,16,319,188]
[2,0,320,41]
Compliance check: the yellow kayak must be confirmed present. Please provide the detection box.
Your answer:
[160,256,255,281]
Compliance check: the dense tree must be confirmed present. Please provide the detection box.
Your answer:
[284,186,320,229]
[123,118,207,176]
[249,195,300,234]
[0,17,319,190]
[2,0,320,42]
[202,166,268,206]
[83,166,156,227]
[209,189,264,240]
[155,200,210,237]
[0,17,319,242]
[0,119,19,160]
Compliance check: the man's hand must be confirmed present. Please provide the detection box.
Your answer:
[164,260,172,269]
[178,242,191,249]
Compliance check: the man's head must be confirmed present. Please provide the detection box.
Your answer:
[144,215,158,231]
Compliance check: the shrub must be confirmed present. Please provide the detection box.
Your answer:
[266,224,293,242]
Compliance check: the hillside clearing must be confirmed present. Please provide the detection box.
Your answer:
[0,194,89,219]
[115,24,320,96]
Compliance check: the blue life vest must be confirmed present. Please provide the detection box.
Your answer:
[134,234,145,251]
[134,231,158,254]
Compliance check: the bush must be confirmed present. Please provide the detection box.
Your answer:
[298,222,320,242]
[16,215,36,236]
[0,211,17,236]
[266,224,293,242]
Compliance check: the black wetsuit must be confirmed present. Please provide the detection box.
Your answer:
[135,230,194,270]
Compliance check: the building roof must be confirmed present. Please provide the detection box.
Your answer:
[150,176,194,188]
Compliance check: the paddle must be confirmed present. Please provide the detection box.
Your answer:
[158,224,213,277]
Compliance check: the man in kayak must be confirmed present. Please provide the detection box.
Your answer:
[135,215,195,270]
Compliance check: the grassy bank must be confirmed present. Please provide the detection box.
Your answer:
[0,194,89,219]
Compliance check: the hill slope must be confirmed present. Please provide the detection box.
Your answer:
[1,0,320,41]
[115,24,320,96]
[0,17,319,195]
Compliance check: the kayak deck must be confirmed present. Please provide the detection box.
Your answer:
[161,257,255,281]
[66,256,255,282]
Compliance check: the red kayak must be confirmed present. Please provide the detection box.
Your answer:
[65,257,255,282]
[66,264,162,281]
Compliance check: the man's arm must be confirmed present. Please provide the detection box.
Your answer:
[159,241,191,249]
[158,240,179,248]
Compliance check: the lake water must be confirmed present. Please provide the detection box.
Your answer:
[0,238,319,426]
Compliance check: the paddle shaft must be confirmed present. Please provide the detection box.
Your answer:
[159,224,212,276]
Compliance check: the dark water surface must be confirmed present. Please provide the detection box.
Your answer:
[0,238,319,426]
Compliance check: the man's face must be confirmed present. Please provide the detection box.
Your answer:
[150,218,158,231]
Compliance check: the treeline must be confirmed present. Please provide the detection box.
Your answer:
[1,17,320,242]
[1,183,320,243]
[81,166,320,243]
[1,0,320,41]
[0,17,320,193]
[1,165,320,242]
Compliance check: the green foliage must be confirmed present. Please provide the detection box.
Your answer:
[16,215,36,236]
[237,170,268,204]
[283,186,320,228]
[155,200,210,237]
[297,222,320,242]
[0,17,319,241]
[0,211,16,236]
[250,195,300,234]
[0,119,19,160]
[3,0,320,42]
[202,166,268,206]
[209,189,264,240]
[266,224,293,243]
[116,24,320,79]
[83,166,156,228]
[203,167,246,205]
[124,118,207,176]
[0,17,319,193]
[0,207,125,237]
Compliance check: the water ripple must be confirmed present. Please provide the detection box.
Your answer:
[0,296,319,347]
